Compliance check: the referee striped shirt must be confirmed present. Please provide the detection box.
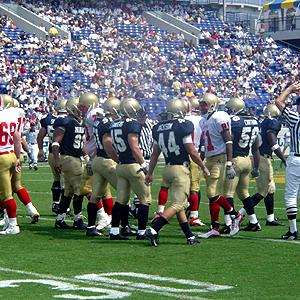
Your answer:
[139,118,154,159]
[282,107,300,154]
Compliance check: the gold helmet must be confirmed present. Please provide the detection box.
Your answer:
[182,98,191,114]
[120,98,142,119]
[226,97,245,115]
[166,98,186,119]
[189,97,200,112]
[13,99,20,108]
[0,94,13,109]
[263,103,280,119]
[54,99,67,113]
[103,97,121,119]
[200,93,219,115]
[79,92,98,108]
[66,97,80,118]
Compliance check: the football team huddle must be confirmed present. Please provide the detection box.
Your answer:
[0,83,299,246]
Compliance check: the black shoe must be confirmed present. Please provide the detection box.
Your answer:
[52,202,59,214]
[66,208,75,219]
[220,224,231,234]
[55,219,72,229]
[121,225,137,236]
[34,166,38,171]
[136,234,147,240]
[281,230,298,240]
[187,236,200,245]
[109,234,129,240]
[266,218,285,226]
[145,228,159,247]
[29,165,32,170]
[242,222,262,232]
[73,219,87,230]
[86,226,102,236]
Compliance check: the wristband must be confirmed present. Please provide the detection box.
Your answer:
[225,141,233,145]
[52,142,60,147]
[141,161,148,169]
[271,144,280,151]
[226,161,232,167]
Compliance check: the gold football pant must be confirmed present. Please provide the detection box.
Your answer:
[0,152,16,200]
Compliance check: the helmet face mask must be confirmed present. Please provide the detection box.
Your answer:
[225,97,245,115]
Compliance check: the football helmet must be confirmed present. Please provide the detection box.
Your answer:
[225,97,245,115]
[166,98,186,119]
[182,98,191,114]
[120,98,142,119]
[0,94,13,109]
[79,92,98,108]
[189,97,200,112]
[54,100,67,113]
[66,97,80,119]
[103,97,121,119]
[200,93,219,115]
[263,104,280,119]
[13,99,20,108]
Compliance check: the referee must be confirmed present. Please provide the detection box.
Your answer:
[130,109,154,217]
[275,81,300,240]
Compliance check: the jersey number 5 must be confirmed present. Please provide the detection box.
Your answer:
[112,129,127,152]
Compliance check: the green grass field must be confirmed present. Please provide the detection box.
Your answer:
[0,160,299,300]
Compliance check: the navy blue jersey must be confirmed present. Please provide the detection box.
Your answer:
[110,118,142,164]
[231,114,259,158]
[40,113,57,153]
[53,115,84,157]
[153,118,193,165]
[259,118,281,156]
[93,117,112,158]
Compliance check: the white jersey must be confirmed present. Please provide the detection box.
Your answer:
[0,107,25,153]
[185,114,203,149]
[200,111,231,158]
[85,108,104,158]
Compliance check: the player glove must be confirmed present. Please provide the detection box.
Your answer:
[250,168,260,178]
[137,161,149,176]
[226,165,236,180]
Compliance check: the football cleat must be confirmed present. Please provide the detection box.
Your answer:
[52,202,60,214]
[242,222,262,232]
[190,217,205,227]
[0,214,9,230]
[109,234,129,240]
[86,226,102,237]
[73,219,87,230]
[145,229,159,247]
[198,229,221,239]
[136,234,147,240]
[96,214,111,231]
[151,212,163,224]
[0,224,20,235]
[34,166,38,171]
[120,225,137,237]
[266,218,285,226]
[229,213,244,237]
[281,230,298,240]
[55,219,72,229]
[29,206,40,224]
[220,224,231,234]
[187,236,200,245]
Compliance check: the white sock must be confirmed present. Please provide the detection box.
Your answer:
[190,211,198,218]
[248,214,258,224]
[239,207,246,216]
[25,202,34,214]
[97,207,106,217]
[224,214,232,226]
[110,227,120,235]
[157,205,165,213]
[289,219,297,233]
[9,218,17,226]
[267,213,274,222]
[138,229,146,235]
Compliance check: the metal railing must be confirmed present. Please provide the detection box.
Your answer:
[258,16,300,33]
[191,0,269,7]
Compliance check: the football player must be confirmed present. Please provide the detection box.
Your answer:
[109,98,151,240]
[223,97,261,234]
[52,93,98,230]
[251,104,286,226]
[0,94,23,235]
[86,97,121,236]
[37,100,67,214]
[144,98,210,247]
[198,93,243,238]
